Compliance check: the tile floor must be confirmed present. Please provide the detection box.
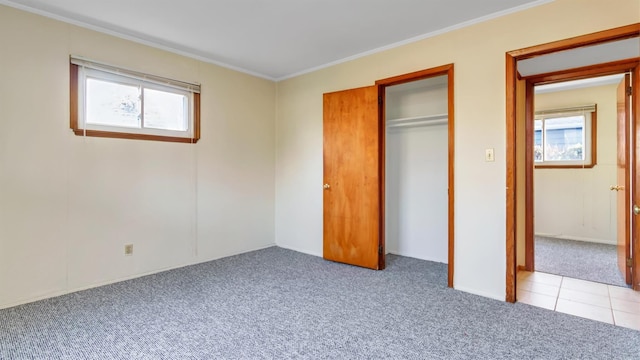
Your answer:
[517,271,640,331]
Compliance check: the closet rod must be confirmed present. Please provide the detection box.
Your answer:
[387,118,447,128]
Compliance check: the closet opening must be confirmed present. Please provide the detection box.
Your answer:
[376,65,455,287]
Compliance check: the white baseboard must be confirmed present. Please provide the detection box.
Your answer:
[275,243,323,258]
[211,242,277,261]
[387,251,448,264]
[454,285,505,302]
[535,233,616,245]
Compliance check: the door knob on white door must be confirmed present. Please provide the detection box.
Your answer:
[610,185,624,191]
[323,184,331,190]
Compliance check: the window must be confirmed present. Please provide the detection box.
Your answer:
[70,56,201,143]
[534,105,596,168]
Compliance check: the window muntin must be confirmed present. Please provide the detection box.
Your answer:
[534,107,596,168]
[70,57,200,143]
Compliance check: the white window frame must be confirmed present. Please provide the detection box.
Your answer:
[534,105,596,168]
[70,56,201,143]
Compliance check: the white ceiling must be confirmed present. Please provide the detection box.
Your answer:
[0,0,551,80]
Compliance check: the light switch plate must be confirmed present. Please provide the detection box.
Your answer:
[485,148,495,162]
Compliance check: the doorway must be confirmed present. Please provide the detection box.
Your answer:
[532,74,628,288]
[505,24,640,302]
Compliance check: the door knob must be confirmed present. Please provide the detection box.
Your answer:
[323,184,330,190]
[634,205,640,216]
[610,185,624,191]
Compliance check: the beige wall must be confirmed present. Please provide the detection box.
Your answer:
[534,83,619,244]
[274,0,640,299]
[1,0,637,307]
[0,5,276,308]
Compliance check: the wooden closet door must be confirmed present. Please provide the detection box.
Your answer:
[323,85,382,270]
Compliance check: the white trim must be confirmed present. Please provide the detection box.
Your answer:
[0,0,553,82]
[276,0,555,81]
[0,243,277,310]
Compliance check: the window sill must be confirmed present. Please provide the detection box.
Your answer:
[71,129,199,143]
[535,163,595,169]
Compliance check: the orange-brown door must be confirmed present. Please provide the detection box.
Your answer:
[323,85,382,270]
[617,74,632,285]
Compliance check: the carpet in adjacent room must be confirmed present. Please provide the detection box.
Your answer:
[535,236,628,287]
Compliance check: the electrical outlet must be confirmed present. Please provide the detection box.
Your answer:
[485,148,495,162]
[124,244,133,256]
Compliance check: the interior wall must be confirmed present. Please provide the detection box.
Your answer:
[0,5,276,309]
[274,0,640,300]
[534,83,618,244]
[385,79,448,263]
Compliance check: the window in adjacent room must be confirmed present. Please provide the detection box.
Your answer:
[70,56,201,143]
[534,105,596,168]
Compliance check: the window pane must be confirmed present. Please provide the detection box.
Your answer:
[144,88,188,131]
[534,119,543,162]
[544,115,584,161]
[86,78,141,128]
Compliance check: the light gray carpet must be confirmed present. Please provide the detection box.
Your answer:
[535,236,628,287]
[1,247,638,359]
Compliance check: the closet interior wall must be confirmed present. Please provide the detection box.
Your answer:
[385,76,449,263]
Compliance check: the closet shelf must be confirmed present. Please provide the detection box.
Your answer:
[386,114,447,128]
